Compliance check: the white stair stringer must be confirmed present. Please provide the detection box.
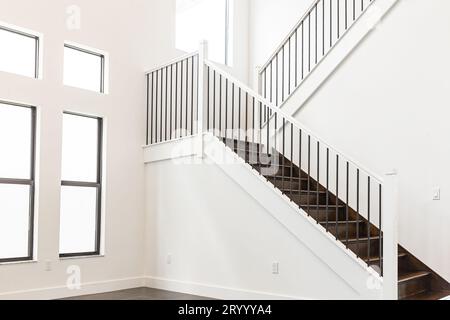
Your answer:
[203,133,383,299]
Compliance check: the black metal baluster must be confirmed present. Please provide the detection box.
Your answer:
[155,70,159,142]
[238,88,242,142]
[290,123,294,198]
[148,73,152,144]
[337,0,340,39]
[323,0,325,57]
[225,78,228,140]
[301,22,304,79]
[146,74,149,145]
[346,162,350,248]
[191,57,194,136]
[307,135,311,214]
[213,70,216,133]
[196,56,199,134]
[180,61,184,138]
[219,74,222,136]
[299,130,303,202]
[170,65,173,140]
[308,13,311,72]
[356,169,360,258]
[259,101,262,157]
[266,105,270,154]
[282,118,285,193]
[165,66,168,141]
[353,0,356,21]
[326,148,330,232]
[160,66,163,141]
[315,3,318,64]
[317,141,320,221]
[336,154,339,240]
[288,38,291,95]
[207,66,210,131]
[367,176,371,264]
[295,30,298,87]
[245,92,249,145]
[330,0,333,48]
[345,0,348,30]
[282,46,285,103]
[252,97,255,145]
[379,183,383,275]
[232,83,235,140]
[185,59,189,134]
[276,54,279,105]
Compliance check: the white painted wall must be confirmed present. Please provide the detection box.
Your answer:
[248,0,312,88]
[293,0,450,282]
[0,0,163,297]
[144,152,364,300]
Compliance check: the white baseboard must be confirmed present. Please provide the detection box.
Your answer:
[0,277,145,300]
[144,276,306,300]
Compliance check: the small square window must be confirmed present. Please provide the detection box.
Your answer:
[0,25,39,78]
[63,44,105,93]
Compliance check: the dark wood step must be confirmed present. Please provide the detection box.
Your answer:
[398,271,432,300]
[266,176,316,191]
[300,205,347,221]
[319,220,377,239]
[402,290,450,301]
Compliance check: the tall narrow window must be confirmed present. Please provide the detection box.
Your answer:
[0,25,39,78]
[0,101,36,263]
[176,0,232,65]
[63,44,105,93]
[59,112,103,258]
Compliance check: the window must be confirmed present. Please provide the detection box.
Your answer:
[63,44,105,93]
[0,25,39,78]
[59,112,103,257]
[176,0,232,65]
[0,101,36,263]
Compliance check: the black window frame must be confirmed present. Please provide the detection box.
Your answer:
[63,44,105,93]
[59,112,103,258]
[0,100,37,264]
[0,25,40,79]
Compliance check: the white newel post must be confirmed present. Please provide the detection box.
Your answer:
[382,170,399,300]
[197,40,208,158]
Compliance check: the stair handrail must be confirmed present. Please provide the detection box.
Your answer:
[145,51,199,75]
[205,59,384,184]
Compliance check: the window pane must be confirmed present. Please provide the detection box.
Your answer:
[176,0,227,64]
[0,184,31,260]
[0,27,37,78]
[64,46,103,92]
[0,102,32,179]
[61,113,99,182]
[59,186,98,255]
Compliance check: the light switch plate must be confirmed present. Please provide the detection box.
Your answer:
[433,188,441,201]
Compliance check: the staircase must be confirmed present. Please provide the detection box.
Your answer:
[220,138,450,300]
[144,1,450,300]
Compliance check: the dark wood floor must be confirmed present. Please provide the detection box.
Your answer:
[63,287,213,300]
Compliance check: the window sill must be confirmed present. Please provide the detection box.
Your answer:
[0,259,37,266]
[59,254,105,261]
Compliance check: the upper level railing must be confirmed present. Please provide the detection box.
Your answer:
[145,52,199,145]
[145,40,399,299]
[258,0,377,109]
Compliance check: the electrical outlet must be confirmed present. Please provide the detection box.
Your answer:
[433,188,441,201]
[45,260,52,272]
[272,262,279,275]
[166,254,172,265]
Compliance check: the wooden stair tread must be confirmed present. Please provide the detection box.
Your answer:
[402,290,450,301]
[367,252,407,263]
[398,271,431,283]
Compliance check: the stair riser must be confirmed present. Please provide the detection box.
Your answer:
[347,240,381,262]
[287,193,327,206]
[399,275,431,300]
[268,178,313,191]
[256,166,299,177]
[322,223,375,239]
